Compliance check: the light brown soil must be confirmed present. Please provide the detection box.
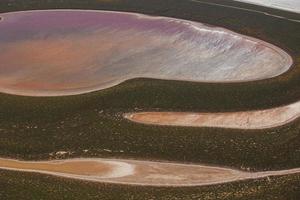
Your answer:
[0,158,114,176]
[125,101,300,129]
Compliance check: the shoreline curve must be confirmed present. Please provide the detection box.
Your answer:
[0,9,293,97]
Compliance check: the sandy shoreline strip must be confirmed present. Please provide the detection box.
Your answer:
[233,0,300,14]
[0,157,299,186]
[125,101,300,129]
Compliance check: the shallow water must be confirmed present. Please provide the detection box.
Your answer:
[0,10,292,96]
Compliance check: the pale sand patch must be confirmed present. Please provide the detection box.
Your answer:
[125,101,300,129]
[0,157,299,186]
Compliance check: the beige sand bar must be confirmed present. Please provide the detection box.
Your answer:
[125,101,300,129]
[0,158,299,186]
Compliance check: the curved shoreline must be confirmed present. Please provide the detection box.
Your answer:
[0,9,293,97]
[125,100,300,129]
[0,157,299,187]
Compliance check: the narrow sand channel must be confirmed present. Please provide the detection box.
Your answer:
[125,101,300,129]
[0,158,299,186]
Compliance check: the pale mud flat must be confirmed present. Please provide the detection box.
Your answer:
[0,158,300,186]
[0,10,292,96]
[125,101,300,129]
[233,0,300,14]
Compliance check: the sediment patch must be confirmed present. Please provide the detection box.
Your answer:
[0,158,299,186]
[125,101,300,129]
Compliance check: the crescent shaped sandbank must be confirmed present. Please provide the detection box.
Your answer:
[125,100,300,129]
[0,157,299,186]
[0,10,293,96]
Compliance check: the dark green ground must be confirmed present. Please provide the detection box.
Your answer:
[0,169,299,200]
[0,0,299,199]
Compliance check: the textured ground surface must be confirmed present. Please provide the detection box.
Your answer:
[0,10,292,96]
[0,169,299,200]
